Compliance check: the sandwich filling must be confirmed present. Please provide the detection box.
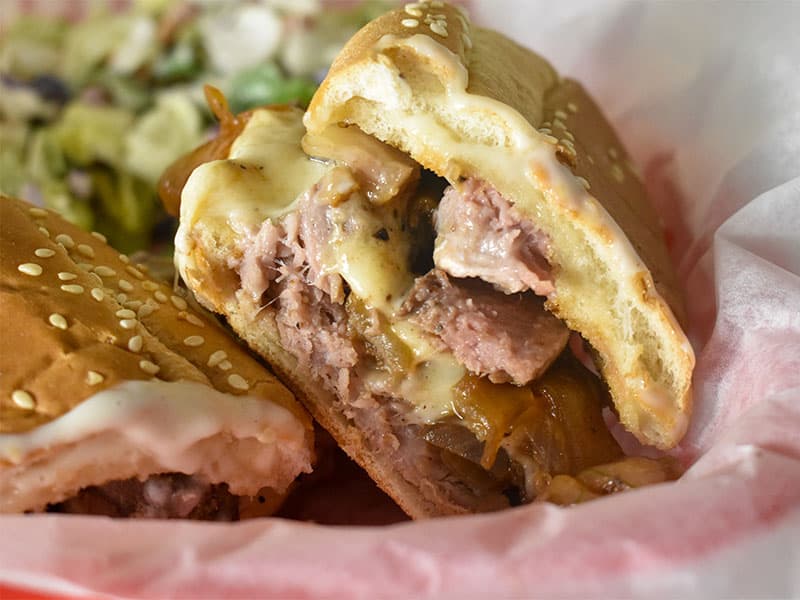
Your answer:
[175,105,677,510]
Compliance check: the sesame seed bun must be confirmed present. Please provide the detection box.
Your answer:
[305,1,694,450]
[0,195,313,514]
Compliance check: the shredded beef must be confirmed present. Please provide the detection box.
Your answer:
[400,270,569,385]
[48,473,239,520]
[434,178,554,296]
[237,177,502,511]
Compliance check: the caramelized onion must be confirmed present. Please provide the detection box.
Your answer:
[345,294,414,374]
[538,456,683,505]
[302,124,420,205]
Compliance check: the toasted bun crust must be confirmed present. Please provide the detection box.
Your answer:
[0,196,313,512]
[305,2,694,449]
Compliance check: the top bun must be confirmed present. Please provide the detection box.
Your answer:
[305,1,694,449]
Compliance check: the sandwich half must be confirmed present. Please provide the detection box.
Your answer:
[0,196,313,519]
[172,2,693,517]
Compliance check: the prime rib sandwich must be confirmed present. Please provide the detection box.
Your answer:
[0,196,314,519]
[168,2,694,517]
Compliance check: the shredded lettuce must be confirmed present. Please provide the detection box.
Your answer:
[92,169,157,253]
[227,63,317,113]
[124,93,204,185]
[54,102,134,168]
[0,16,66,80]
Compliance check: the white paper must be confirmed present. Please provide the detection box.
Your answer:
[2,2,799,598]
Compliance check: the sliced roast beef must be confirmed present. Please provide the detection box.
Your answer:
[434,178,554,296]
[400,270,569,385]
[48,474,239,520]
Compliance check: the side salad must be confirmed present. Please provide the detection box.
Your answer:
[0,0,392,252]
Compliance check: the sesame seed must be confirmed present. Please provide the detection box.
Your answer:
[88,273,103,286]
[48,313,68,330]
[587,155,595,164]
[139,360,160,375]
[94,265,116,277]
[404,5,422,17]
[77,262,93,271]
[61,284,84,295]
[625,158,642,179]
[142,281,159,291]
[119,254,130,264]
[228,374,250,391]
[91,231,107,243]
[567,102,578,113]
[430,21,448,36]
[541,121,552,128]
[608,147,619,159]
[563,131,575,142]
[560,138,576,150]
[461,31,472,50]
[208,350,228,367]
[219,360,233,371]
[553,118,566,130]
[128,335,143,353]
[154,291,168,303]
[116,293,128,303]
[28,207,48,218]
[34,248,55,258]
[91,288,105,301]
[18,263,43,276]
[54,234,74,249]
[118,279,134,292]
[538,127,552,135]
[430,0,444,7]
[58,272,77,281]
[124,300,143,310]
[77,244,95,258]
[138,304,156,318]
[38,227,50,237]
[401,18,419,27]
[126,266,144,280]
[576,176,591,190]
[183,335,205,347]
[456,13,470,31]
[116,309,136,319]
[542,134,558,145]
[555,110,568,120]
[86,371,104,386]
[185,314,205,328]
[120,319,137,330]
[170,295,188,310]
[611,163,625,183]
[11,390,35,410]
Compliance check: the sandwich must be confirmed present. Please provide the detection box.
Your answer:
[0,196,314,519]
[169,2,694,517]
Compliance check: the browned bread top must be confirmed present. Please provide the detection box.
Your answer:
[0,195,309,434]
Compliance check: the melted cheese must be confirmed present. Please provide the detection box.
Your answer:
[180,108,333,232]
[322,193,414,313]
[321,191,464,422]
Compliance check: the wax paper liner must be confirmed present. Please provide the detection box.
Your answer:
[1,1,799,598]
